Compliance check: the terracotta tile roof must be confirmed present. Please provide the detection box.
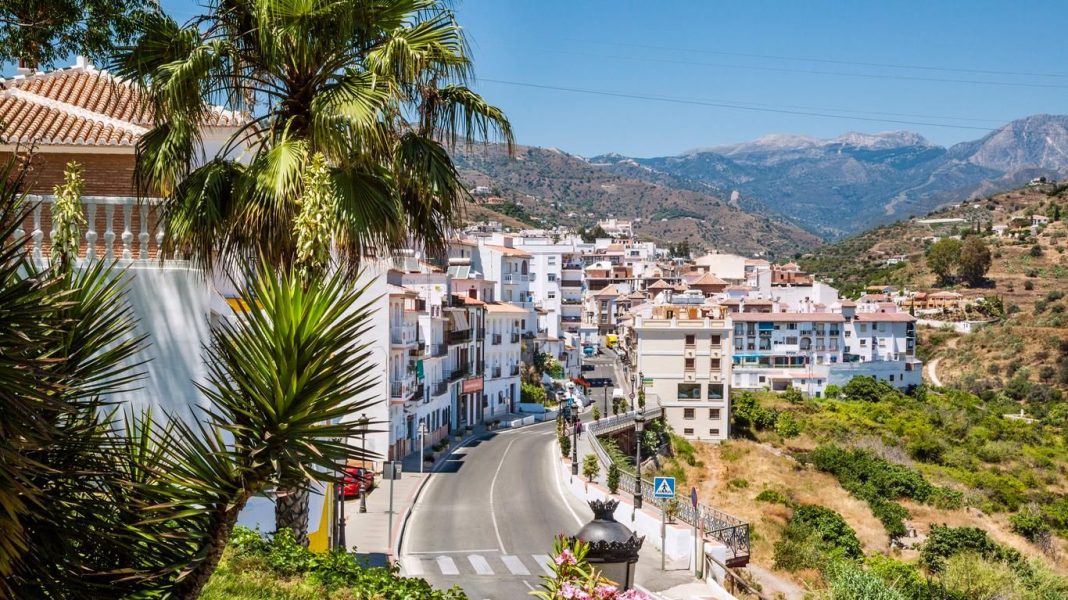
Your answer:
[1,64,240,147]
[689,272,728,287]
[483,244,531,257]
[594,284,621,298]
[855,312,915,322]
[647,279,673,290]
[483,302,528,314]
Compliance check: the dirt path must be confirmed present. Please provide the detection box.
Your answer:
[744,564,805,599]
[924,336,959,387]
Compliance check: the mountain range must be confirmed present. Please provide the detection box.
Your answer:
[592,114,1068,238]
[455,114,1068,251]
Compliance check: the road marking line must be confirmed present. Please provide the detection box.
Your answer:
[522,580,536,591]
[502,555,530,575]
[489,437,519,554]
[549,437,585,527]
[436,555,459,575]
[533,554,554,576]
[468,554,493,575]
[400,557,423,576]
[406,548,499,555]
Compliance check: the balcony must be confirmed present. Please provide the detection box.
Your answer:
[390,378,418,401]
[510,332,521,343]
[560,280,583,288]
[432,380,449,396]
[510,364,520,376]
[429,343,447,357]
[448,367,468,382]
[390,324,418,346]
[491,366,502,378]
[491,333,502,345]
[502,273,528,284]
[447,330,471,345]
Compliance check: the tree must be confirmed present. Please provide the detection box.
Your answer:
[958,237,992,286]
[582,454,600,482]
[926,238,962,284]
[115,0,512,276]
[580,224,608,243]
[521,382,546,405]
[606,462,620,494]
[0,0,153,69]
[116,0,511,546]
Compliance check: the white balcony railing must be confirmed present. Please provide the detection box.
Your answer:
[21,195,171,265]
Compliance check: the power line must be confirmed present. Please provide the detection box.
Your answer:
[541,49,1068,90]
[477,78,998,132]
[559,37,1068,80]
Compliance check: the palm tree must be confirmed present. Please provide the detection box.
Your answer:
[114,0,512,539]
[114,0,513,274]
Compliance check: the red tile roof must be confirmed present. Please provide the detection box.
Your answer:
[1,64,240,147]
[855,311,915,322]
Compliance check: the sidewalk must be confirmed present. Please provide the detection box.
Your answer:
[343,425,489,567]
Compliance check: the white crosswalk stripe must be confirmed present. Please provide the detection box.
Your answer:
[468,554,493,575]
[400,557,423,576]
[501,555,530,576]
[436,555,459,575]
[533,554,553,576]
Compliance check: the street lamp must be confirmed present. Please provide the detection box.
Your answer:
[572,410,580,476]
[633,410,645,510]
[359,413,368,514]
[418,421,428,474]
[573,499,643,591]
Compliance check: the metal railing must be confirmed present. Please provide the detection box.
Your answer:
[432,380,448,396]
[430,343,447,357]
[491,367,502,378]
[585,409,750,565]
[492,334,502,345]
[706,554,767,599]
[512,332,522,343]
[510,364,520,376]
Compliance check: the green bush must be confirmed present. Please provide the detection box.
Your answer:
[824,384,841,399]
[824,560,906,600]
[781,387,804,404]
[920,525,1024,574]
[1010,512,1051,542]
[558,434,571,459]
[729,478,749,489]
[209,527,468,599]
[755,489,791,505]
[606,462,620,494]
[775,412,801,438]
[842,376,895,402]
[582,454,600,482]
[521,381,546,405]
[792,505,863,559]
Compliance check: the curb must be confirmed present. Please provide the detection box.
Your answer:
[392,428,489,563]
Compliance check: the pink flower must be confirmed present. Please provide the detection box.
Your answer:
[559,582,583,599]
[617,589,650,600]
[594,583,618,599]
[554,548,577,566]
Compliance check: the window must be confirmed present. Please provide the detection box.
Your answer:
[859,324,867,333]
[683,408,696,420]
[889,374,895,382]
[710,358,721,370]
[785,337,798,345]
[787,323,798,330]
[677,383,701,400]
[684,357,695,370]
[707,384,724,400]
[685,334,695,346]
[709,408,721,419]
[683,428,694,436]
[860,339,867,347]
[709,428,720,437]
[548,273,557,282]
[547,292,556,299]
[710,335,721,346]
[734,337,743,350]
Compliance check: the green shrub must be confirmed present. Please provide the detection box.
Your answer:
[824,384,841,399]
[729,478,749,489]
[842,376,895,402]
[824,560,906,600]
[781,387,804,404]
[558,434,571,459]
[775,412,801,438]
[928,487,964,510]
[582,454,600,482]
[920,525,1024,574]
[755,489,791,505]
[1009,511,1050,542]
[606,462,620,494]
[791,504,863,559]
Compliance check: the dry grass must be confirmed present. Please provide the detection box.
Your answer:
[687,440,888,589]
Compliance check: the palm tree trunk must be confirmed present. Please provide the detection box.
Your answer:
[171,493,252,600]
[274,485,310,546]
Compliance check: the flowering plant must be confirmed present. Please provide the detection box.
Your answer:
[530,537,649,600]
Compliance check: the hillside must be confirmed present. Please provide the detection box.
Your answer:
[454,144,821,258]
[683,387,1068,598]
[594,115,1068,238]
[799,183,1068,395]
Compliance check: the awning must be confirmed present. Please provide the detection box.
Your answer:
[444,308,470,331]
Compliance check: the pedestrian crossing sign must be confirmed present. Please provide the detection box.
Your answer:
[653,476,676,499]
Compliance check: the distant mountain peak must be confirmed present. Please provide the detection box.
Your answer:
[831,130,933,149]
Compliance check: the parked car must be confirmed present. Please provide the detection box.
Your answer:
[587,377,613,388]
[341,466,375,498]
[580,364,596,372]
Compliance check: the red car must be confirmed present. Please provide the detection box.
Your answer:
[341,466,375,498]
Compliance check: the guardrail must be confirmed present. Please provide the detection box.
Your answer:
[706,553,767,599]
[586,408,750,566]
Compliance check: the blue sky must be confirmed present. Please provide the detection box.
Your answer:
[163,1,1067,156]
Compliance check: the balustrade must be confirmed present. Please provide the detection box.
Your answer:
[24,195,170,265]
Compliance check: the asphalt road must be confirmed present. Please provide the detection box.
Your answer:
[399,420,593,599]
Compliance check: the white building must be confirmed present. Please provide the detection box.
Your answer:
[483,302,525,416]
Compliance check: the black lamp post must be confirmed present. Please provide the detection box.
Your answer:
[359,413,368,514]
[633,409,644,510]
[571,414,579,476]
[573,499,643,591]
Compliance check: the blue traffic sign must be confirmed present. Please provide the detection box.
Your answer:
[652,476,676,499]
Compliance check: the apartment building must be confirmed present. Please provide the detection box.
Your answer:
[632,297,731,442]
[483,302,525,416]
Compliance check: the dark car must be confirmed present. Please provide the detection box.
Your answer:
[341,466,375,498]
[580,364,596,372]
[587,377,613,388]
